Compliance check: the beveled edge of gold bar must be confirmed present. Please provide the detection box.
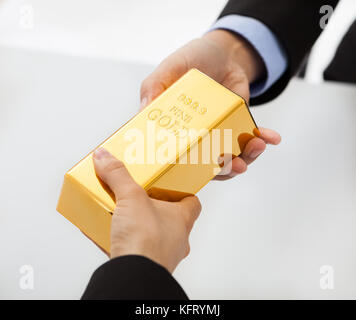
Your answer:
[192,69,260,139]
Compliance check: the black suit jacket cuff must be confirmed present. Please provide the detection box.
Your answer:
[82,255,188,300]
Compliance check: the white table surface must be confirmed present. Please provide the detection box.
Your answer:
[0,46,356,299]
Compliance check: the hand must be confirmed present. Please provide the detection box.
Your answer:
[93,148,202,273]
[140,29,281,179]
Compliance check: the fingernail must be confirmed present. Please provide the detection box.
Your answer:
[140,97,148,109]
[94,148,110,159]
[249,149,263,159]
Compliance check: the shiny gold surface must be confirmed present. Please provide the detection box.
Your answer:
[57,69,258,253]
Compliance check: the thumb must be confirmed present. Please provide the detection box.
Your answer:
[140,56,188,109]
[93,148,144,201]
[179,196,202,232]
[140,74,166,110]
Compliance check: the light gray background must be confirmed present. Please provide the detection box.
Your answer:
[0,0,356,299]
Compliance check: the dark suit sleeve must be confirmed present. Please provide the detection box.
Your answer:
[218,0,340,104]
[81,255,188,300]
[324,20,356,83]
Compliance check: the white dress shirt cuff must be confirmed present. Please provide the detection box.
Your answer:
[209,14,288,98]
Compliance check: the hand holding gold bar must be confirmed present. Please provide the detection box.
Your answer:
[57,69,259,253]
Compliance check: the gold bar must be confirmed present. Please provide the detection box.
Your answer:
[57,69,259,253]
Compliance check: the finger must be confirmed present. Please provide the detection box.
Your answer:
[240,137,266,165]
[93,148,144,201]
[213,157,247,181]
[140,77,166,109]
[231,156,248,174]
[140,55,187,109]
[258,127,282,145]
[179,196,202,231]
[216,127,281,176]
[216,154,246,176]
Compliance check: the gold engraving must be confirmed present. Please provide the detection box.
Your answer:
[178,93,207,115]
